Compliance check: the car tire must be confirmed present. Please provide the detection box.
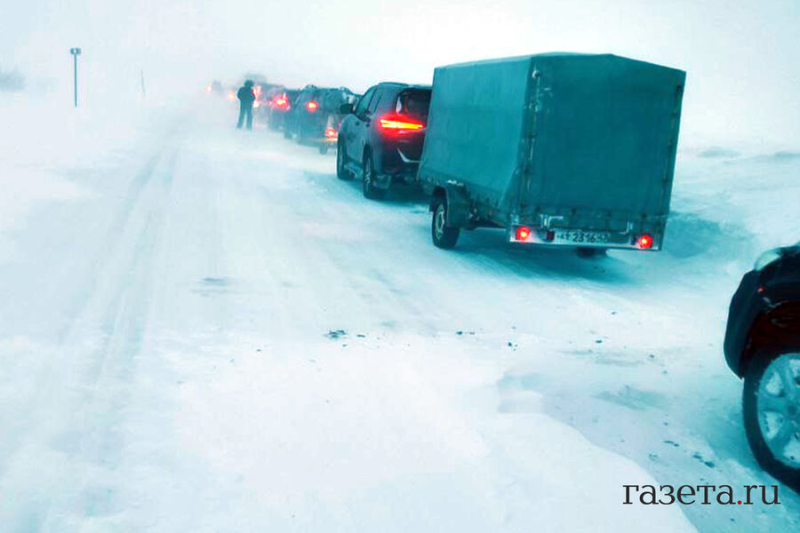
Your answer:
[743,349,800,490]
[362,152,386,200]
[336,140,352,181]
[319,145,329,155]
[431,197,460,249]
[283,129,292,140]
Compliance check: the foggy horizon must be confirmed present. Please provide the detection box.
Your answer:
[3,0,800,147]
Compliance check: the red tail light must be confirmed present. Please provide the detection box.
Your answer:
[325,127,337,139]
[306,101,318,112]
[637,234,654,249]
[272,95,289,110]
[378,114,425,133]
[515,226,531,241]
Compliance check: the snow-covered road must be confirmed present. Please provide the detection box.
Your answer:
[1,98,798,531]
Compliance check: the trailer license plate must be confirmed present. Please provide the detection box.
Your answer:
[555,230,610,244]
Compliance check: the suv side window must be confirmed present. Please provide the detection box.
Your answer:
[355,87,376,117]
[368,89,383,114]
[377,88,398,112]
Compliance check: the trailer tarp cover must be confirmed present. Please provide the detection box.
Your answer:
[420,53,686,225]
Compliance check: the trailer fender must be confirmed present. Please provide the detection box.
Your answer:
[430,183,471,228]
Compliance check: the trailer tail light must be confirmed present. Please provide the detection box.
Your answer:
[325,128,337,139]
[378,114,425,134]
[637,234,654,249]
[516,226,531,241]
[306,101,318,112]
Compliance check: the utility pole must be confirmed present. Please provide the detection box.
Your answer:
[69,47,82,107]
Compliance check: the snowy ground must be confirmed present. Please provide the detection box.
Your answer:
[1,94,799,532]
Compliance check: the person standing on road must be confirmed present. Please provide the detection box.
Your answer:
[236,80,256,130]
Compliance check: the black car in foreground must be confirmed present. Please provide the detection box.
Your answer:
[725,243,800,489]
[285,85,356,154]
[336,82,431,199]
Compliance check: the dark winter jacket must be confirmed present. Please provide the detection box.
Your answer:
[237,86,255,107]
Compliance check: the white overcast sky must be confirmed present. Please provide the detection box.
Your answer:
[3,0,799,149]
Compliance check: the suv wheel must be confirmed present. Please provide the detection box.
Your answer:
[362,152,386,200]
[743,349,800,489]
[431,196,460,249]
[336,140,352,181]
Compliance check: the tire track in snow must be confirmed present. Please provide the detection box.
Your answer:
[0,132,184,526]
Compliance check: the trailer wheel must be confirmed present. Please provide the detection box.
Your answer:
[362,152,386,200]
[431,197,460,249]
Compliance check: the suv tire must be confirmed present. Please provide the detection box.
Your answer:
[743,348,800,490]
[362,152,386,200]
[336,140,352,181]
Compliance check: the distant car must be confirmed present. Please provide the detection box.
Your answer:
[725,243,800,489]
[285,86,356,154]
[267,89,300,131]
[205,80,223,94]
[336,82,431,199]
[283,86,320,139]
[254,84,284,123]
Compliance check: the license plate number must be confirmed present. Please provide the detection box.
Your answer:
[555,230,609,244]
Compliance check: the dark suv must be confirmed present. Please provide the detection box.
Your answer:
[267,89,300,131]
[336,82,432,199]
[285,85,356,154]
[724,243,800,489]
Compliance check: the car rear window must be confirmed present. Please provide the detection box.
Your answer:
[321,90,349,111]
[396,89,431,119]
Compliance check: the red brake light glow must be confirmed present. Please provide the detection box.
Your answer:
[638,234,654,249]
[306,101,318,112]
[516,226,531,241]
[325,128,337,139]
[378,114,425,133]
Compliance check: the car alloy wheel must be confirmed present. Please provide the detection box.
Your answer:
[756,352,800,468]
